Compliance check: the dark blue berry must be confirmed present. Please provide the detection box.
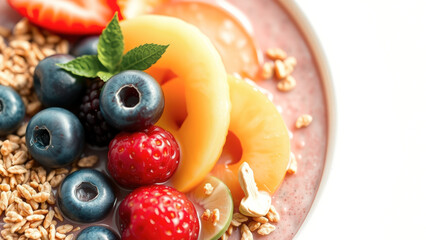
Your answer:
[72,36,99,57]
[0,86,25,136]
[76,226,119,240]
[57,169,115,223]
[26,107,85,168]
[100,70,164,132]
[34,54,84,108]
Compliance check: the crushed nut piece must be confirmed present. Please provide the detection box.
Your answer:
[220,233,229,240]
[203,183,214,196]
[43,210,54,229]
[266,205,280,223]
[231,218,242,227]
[295,114,313,128]
[284,56,297,67]
[226,224,233,235]
[65,233,74,240]
[277,75,296,92]
[54,206,64,221]
[232,212,249,223]
[240,223,253,240]
[274,60,287,79]
[257,223,276,235]
[77,155,98,168]
[25,228,42,239]
[56,224,73,234]
[26,214,45,222]
[261,62,274,79]
[252,216,268,224]
[50,174,65,188]
[248,221,261,232]
[266,48,287,60]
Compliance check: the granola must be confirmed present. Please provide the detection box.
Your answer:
[0,18,75,240]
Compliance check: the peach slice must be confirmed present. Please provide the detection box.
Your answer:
[158,75,290,204]
[212,75,291,204]
[155,1,262,78]
[120,15,231,192]
[117,0,169,19]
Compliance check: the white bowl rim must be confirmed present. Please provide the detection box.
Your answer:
[275,0,337,238]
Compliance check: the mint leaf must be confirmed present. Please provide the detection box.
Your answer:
[120,44,169,71]
[57,13,169,82]
[98,12,123,73]
[97,71,114,81]
[56,55,106,78]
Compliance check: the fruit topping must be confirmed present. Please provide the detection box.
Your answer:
[72,36,100,57]
[57,13,168,82]
[118,0,169,19]
[211,75,290,204]
[100,70,165,131]
[78,79,118,147]
[76,226,119,240]
[34,54,84,108]
[108,125,179,188]
[7,0,122,34]
[0,85,25,136]
[238,162,271,217]
[155,1,262,78]
[121,15,231,192]
[57,169,115,223]
[188,176,233,240]
[26,107,85,168]
[119,185,199,240]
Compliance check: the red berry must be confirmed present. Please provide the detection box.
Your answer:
[108,126,180,188]
[119,185,199,240]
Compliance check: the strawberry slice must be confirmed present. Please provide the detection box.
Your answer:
[7,0,122,35]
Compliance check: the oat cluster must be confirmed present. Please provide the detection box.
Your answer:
[295,114,313,129]
[0,18,69,117]
[0,132,81,240]
[0,18,87,240]
[220,205,280,240]
[261,47,297,92]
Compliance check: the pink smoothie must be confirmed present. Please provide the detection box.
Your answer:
[0,0,333,239]
[220,0,331,239]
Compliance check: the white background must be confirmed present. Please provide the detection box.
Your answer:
[294,0,426,239]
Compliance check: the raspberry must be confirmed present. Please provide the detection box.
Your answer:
[107,126,180,188]
[78,79,117,147]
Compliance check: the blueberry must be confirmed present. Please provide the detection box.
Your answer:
[0,86,25,136]
[34,54,84,108]
[26,108,84,168]
[58,169,115,223]
[100,70,164,131]
[76,226,119,240]
[72,36,99,57]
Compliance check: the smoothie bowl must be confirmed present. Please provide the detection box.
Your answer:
[0,0,334,239]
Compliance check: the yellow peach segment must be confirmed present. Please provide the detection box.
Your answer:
[120,15,231,192]
[155,1,262,78]
[212,75,290,204]
[117,0,170,19]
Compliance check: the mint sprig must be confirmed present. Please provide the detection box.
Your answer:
[98,13,124,73]
[121,44,169,72]
[57,12,168,82]
[57,55,106,78]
